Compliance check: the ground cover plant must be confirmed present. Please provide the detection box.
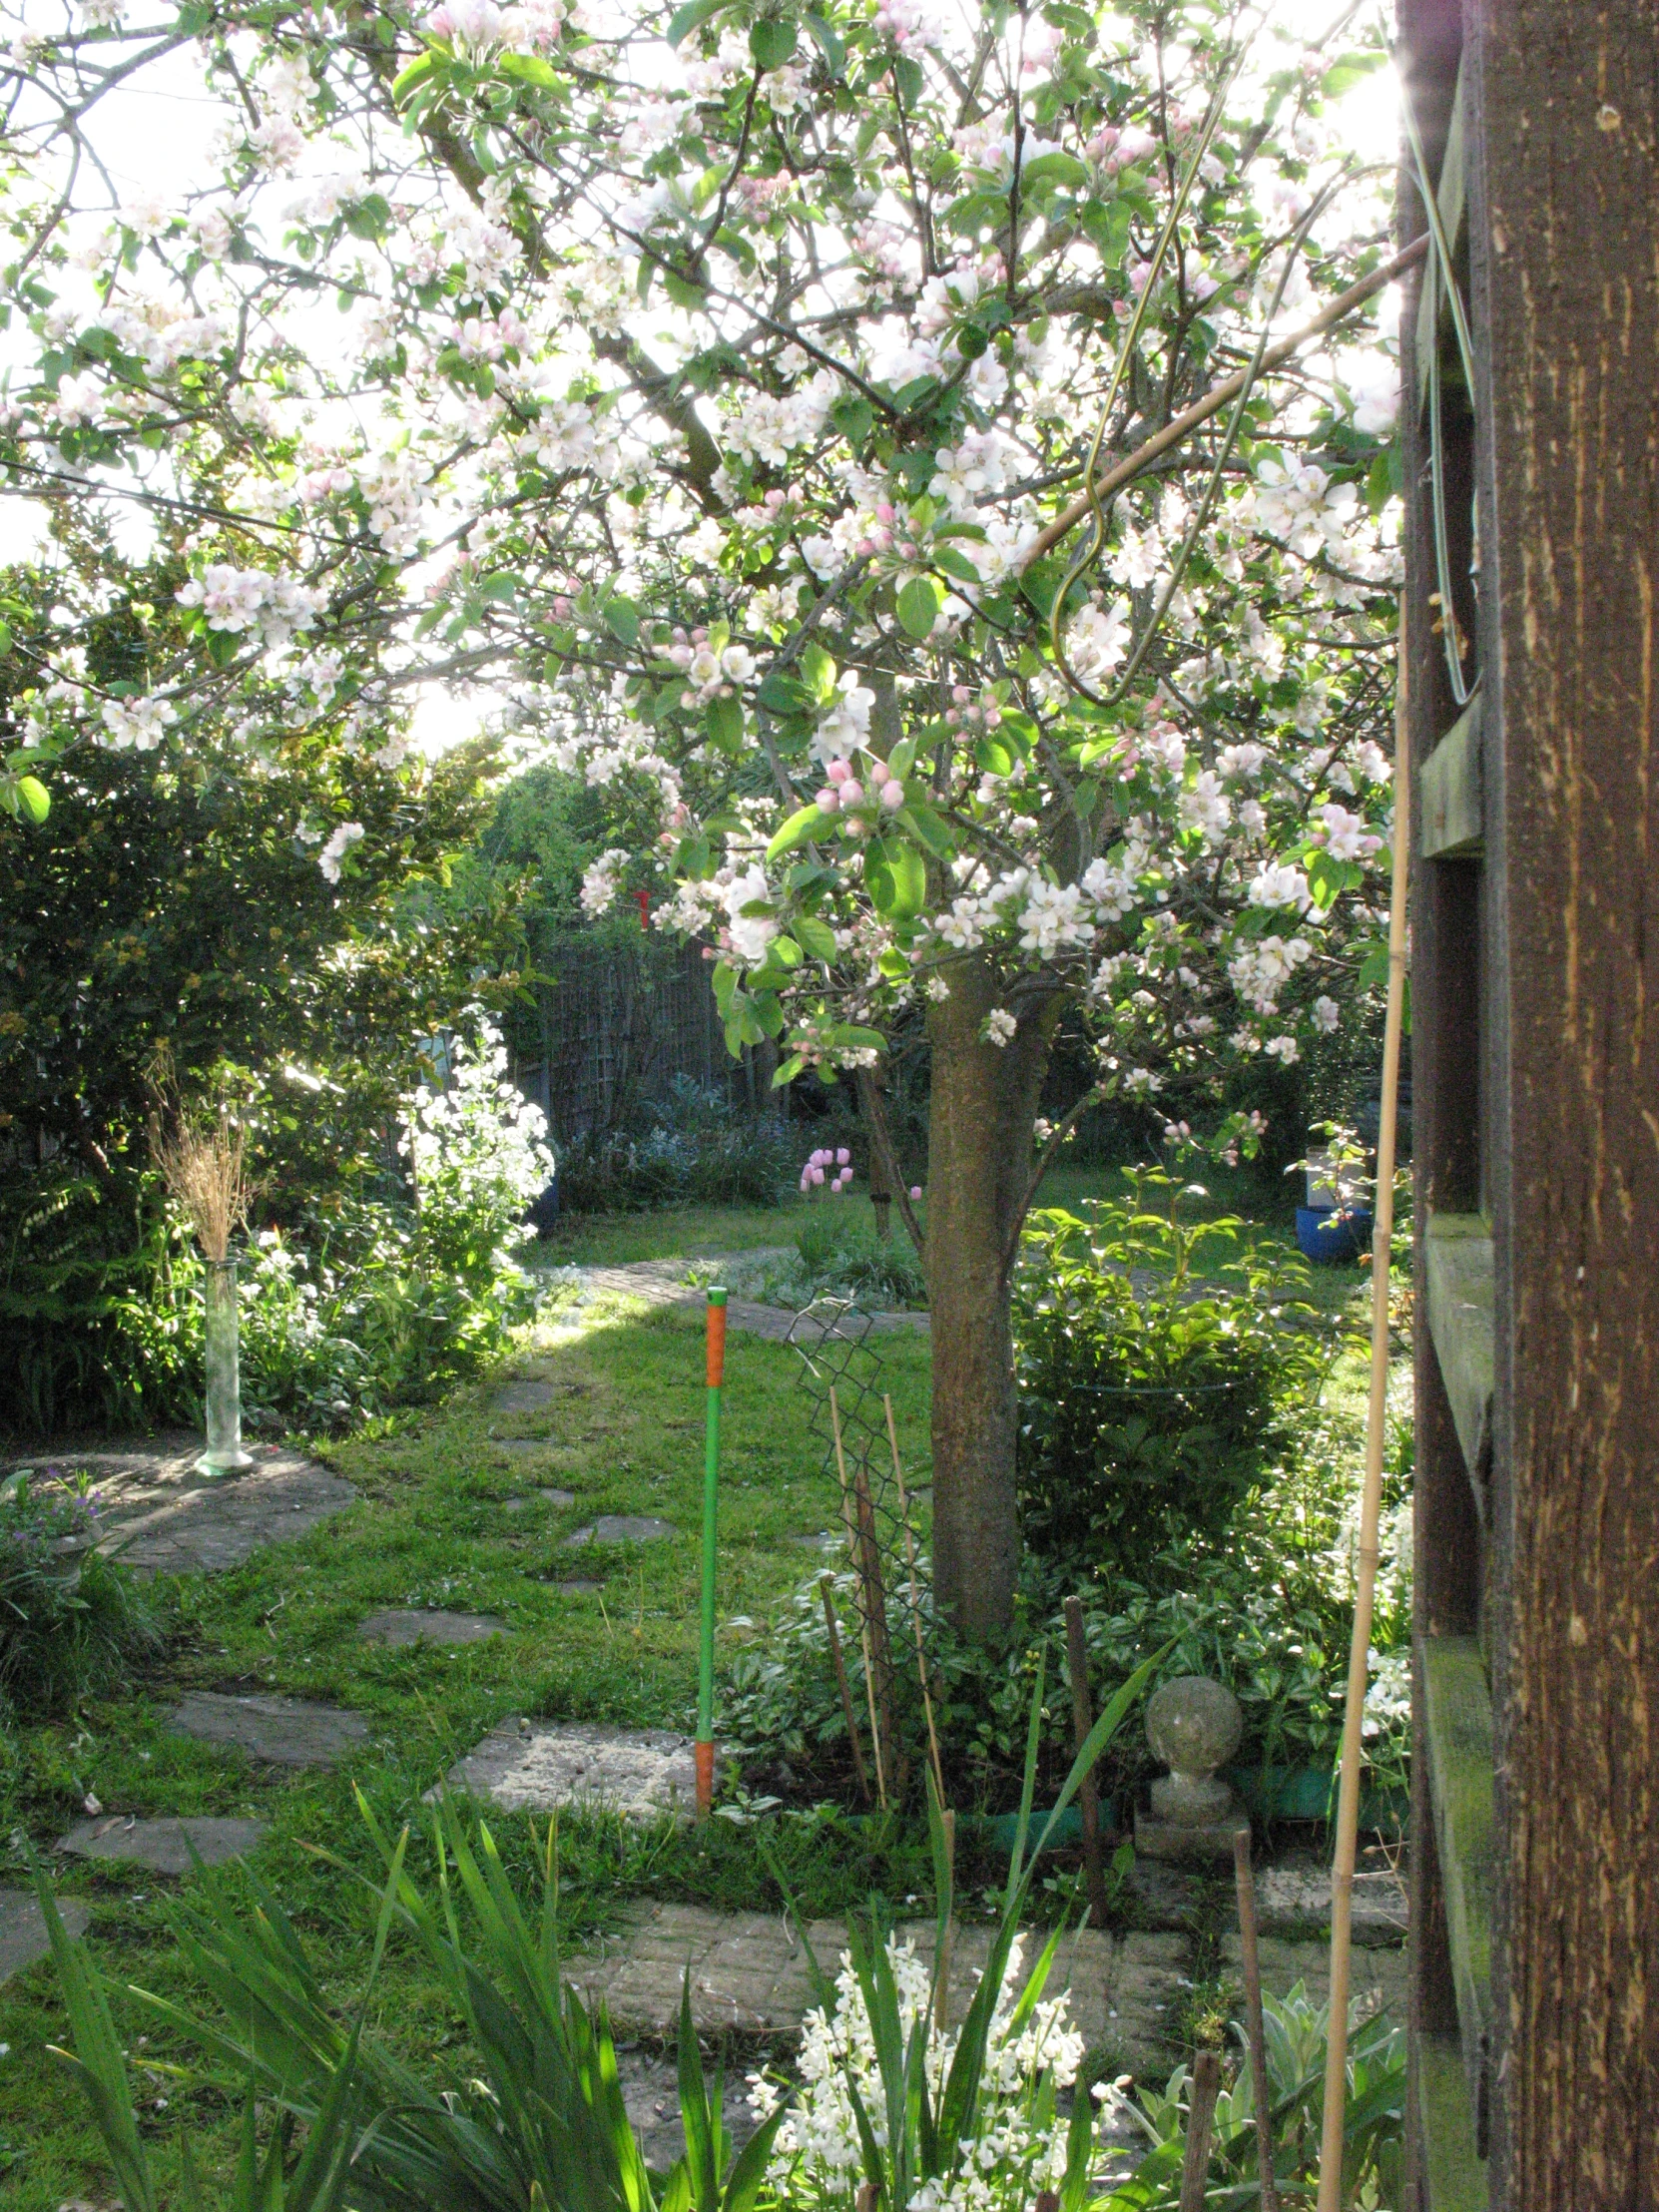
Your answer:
[0,1471,164,1722]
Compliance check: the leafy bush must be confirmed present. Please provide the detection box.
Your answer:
[557,1076,799,1213]
[0,1471,163,1718]
[756,1204,927,1312]
[1014,1175,1333,1576]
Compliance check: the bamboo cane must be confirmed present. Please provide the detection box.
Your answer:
[1314,631,1410,2212]
[1063,1595,1110,1928]
[830,1387,888,1808]
[884,1393,944,1805]
[1233,1830,1280,2212]
[820,1570,871,1806]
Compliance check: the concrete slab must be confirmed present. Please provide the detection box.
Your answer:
[1254,1863,1408,1945]
[439,1721,704,1821]
[1219,1933,1406,2022]
[564,1516,676,1547]
[553,1578,604,1594]
[0,1889,91,1982]
[616,2046,762,2170]
[503,1488,576,1512]
[789,1531,844,1553]
[491,1380,557,1414]
[359,1609,508,1648]
[169,1690,370,1768]
[57,1815,268,1875]
[19,1437,356,1577]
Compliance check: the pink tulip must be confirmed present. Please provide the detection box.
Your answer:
[835,1148,850,1166]
[811,1165,826,1186]
[909,1186,922,1201]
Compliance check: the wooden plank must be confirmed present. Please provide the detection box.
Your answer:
[1420,693,1483,857]
[1420,1636,1495,2145]
[1424,1214,1493,1474]
[1417,2031,1489,2211]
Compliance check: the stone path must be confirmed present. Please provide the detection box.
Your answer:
[57,1815,268,1874]
[568,1256,929,1340]
[1255,1861,1407,1944]
[360,1608,508,1648]
[0,1889,90,1983]
[503,1487,576,1511]
[441,1721,705,1820]
[1218,1932,1407,2022]
[3,1435,357,1577]
[169,1689,370,1768]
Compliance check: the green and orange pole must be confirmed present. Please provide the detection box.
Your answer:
[696,1286,727,1820]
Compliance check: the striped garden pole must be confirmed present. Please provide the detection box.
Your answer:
[696,1286,727,1820]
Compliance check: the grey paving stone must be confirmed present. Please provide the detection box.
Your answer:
[31,1437,356,1577]
[554,1578,604,1594]
[1254,1862,1407,1945]
[616,2047,762,2170]
[564,1515,676,1547]
[491,1380,557,1413]
[439,1721,705,1821]
[57,1815,269,1875]
[169,1690,370,1769]
[503,1488,576,1512]
[493,1436,561,1454]
[0,1889,91,1982]
[360,1609,508,1648]
[790,1530,844,1553]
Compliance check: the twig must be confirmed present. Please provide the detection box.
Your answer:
[830,1388,887,1809]
[935,1807,956,2035]
[1234,1830,1280,2212]
[1315,616,1411,2212]
[1063,1596,1109,1929]
[885,1393,943,1806]
[820,1571,870,1806]
[1179,2048,1223,2212]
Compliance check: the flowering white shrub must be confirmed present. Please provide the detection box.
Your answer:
[400,1019,553,1275]
[753,1931,1095,2212]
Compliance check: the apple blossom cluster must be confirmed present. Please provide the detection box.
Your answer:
[752,1932,1090,2212]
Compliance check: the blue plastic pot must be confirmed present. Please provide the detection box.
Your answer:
[1296,1203,1373,1265]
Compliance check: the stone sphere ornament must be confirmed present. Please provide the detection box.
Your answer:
[1145,1675,1245,1827]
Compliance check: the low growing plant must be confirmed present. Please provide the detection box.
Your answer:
[0,1471,163,1719]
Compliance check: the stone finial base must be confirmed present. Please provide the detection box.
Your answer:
[1134,1808,1252,1864]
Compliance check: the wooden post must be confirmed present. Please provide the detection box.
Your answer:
[820,1571,870,1807]
[1178,2049,1222,2212]
[1233,1831,1279,2212]
[1063,1596,1109,1928]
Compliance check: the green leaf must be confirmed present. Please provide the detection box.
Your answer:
[830,392,874,444]
[895,577,940,640]
[792,913,838,961]
[766,804,829,861]
[802,13,844,75]
[750,18,798,69]
[0,621,11,656]
[829,1023,886,1052]
[895,802,954,859]
[758,671,809,714]
[390,51,440,104]
[604,598,640,648]
[770,932,803,968]
[771,1052,806,1087]
[800,641,837,702]
[15,775,49,824]
[932,544,982,585]
[668,0,726,43]
[864,837,925,918]
[706,693,745,751]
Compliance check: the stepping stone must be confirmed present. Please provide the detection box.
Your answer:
[615,2046,761,2170]
[61,1438,356,1577]
[790,1530,844,1553]
[57,1815,268,1875]
[491,1380,557,1413]
[563,1515,676,1547]
[553,1578,603,1594]
[359,1609,508,1648]
[438,1721,705,1821]
[169,1690,370,1769]
[502,1488,576,1512]
[0,1889,91,1982]
[493,1436,558,1453]
[1218,1932,1407,2022]
[1254,1861,1407,1944]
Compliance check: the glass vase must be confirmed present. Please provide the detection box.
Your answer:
[196,1257,254,1476]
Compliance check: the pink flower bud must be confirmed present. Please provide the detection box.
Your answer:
[817,787,839,812]
[552,595,573,618]
[835,1148,850,1166]
[875,503,895,524]
[866,755,889,784]
[827,758,851,784]
[840,779,864,808]
[880,780,905,810]
[945,709,960,726]
[952,685,972,704]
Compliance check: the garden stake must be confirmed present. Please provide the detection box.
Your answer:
[830,1387,888,1808]
[934,1806,956,2034]
[819,1570,871,1805]
[696,1286,727,1822]
[1233,1830,1280,2212]
[1179,2048,1222,2212]
[1316,634,1410,2212]
[885,1393,944,1807]
[1063,1595,1109,1928]
[850,1455,899,1788]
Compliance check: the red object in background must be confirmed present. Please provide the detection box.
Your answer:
[635,887,651,926]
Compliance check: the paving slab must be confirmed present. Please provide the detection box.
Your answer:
[564,1515,677,1547]
[7,1437,356,1578]
[491,1380,558,1414]
[57,1815,269,1875]
[492,1436,563,1454]
[790,1530,844,1554]
[1254,1863,1407,1945]
[439,1721,705,1820]
[616,2046,762,2169]
[1219,1933,1407,2022]
[360,1609,508,1648]
[553,1578,604,1594]
[0,1889,91,1982]
[503,1488,576,1512]
[170,1690,370,1769]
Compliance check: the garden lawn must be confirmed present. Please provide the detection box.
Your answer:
[0,1286,932,2208]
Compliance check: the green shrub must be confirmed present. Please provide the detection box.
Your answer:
[753,1204,927,1312]
[558,1077,800,1214]
[0,1471,164,1718]
[1013,1174,1332,1576]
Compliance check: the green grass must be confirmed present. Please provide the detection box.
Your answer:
[534,1199,816,1267]
[0,1289,932,2207]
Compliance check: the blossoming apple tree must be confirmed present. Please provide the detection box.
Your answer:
[1,0,1405,1635]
